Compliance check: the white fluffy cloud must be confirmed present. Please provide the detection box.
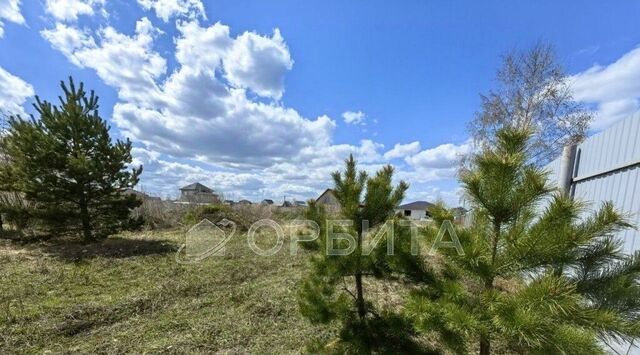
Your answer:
[137,0,205,22]
[405,186,463,207]
[42,19,167,104]
[131,139,388,200]
[342,110,366,125]
[42,19,332,167]
[0,66,34,117]
[570,46,640,130]
[405,140,472,169]
[223,29,293,100]
[41,14,464,202]
[44,0,105,21]
[384,141,421,160]
[0,0,25,38]
[41,23,96,65]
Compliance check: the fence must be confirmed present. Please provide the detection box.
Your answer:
[545,111,640,254]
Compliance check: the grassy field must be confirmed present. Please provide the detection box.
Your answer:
[0,227,335,354]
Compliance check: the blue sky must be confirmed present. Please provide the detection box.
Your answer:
[1,0,639,204]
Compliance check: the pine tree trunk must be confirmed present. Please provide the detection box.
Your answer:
[480,221,500,355]
[480,336,490,355]
[355,271,366,320]
[79,194,92,241]
[355,230,366,321]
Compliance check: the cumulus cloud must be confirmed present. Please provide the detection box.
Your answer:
[0,66,34,117]
[570,46,640,130]
[137,0,205,22]
[135,154,265,200]
[0,0,25,38]
[44,0,106,22]
[223,29,293,99]
[131,141,383,200]
[41,23,97,65]
[404,186,463,207]
[41,13,463,201]
[342,110,366,125]
[396,167,459,184]
[42,19,332,167]
[405,140,472,169]
[42,18,167,103]
[384,141,421,160]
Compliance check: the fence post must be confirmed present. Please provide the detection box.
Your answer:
[558,144,577,196]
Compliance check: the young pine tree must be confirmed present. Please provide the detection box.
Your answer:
[0,78,142,240]
[407,128,640,354]
[298,155,437,353]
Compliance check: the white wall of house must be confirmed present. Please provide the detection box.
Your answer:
[396,208,428,220]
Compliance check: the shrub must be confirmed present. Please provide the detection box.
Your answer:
[182,204,231,226]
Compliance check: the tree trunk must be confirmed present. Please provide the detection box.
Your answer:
[355,230,366,321]
[480,336,490,355]
[79,194,92,241]
[355,271,366,320]
[480,221,500,355]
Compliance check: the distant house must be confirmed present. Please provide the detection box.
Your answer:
[281,200,293,208]
[315,188,340,211]
[261,199,274,205]
[237,199,252,205]
[281,199,307,208]
[451,207,468,224]
[396,201,434,221]
[223,200,235,206]
[179,183,219,204]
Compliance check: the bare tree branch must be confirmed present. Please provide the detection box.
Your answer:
[468,42,593,166]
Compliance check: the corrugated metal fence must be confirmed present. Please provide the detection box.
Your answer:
[546,113,640,354]
[545,111,640,254]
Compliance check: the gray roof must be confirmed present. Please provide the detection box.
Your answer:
[180,182,214,192]
[451,207,468,214]
[397,201,434,210]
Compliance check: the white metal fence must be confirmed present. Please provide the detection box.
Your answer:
[545,111,640,255]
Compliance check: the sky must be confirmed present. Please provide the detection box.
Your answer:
[0,0,639,204]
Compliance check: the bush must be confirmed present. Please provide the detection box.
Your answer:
[182,204,231,226]
[0,191,37,237]
[129,199,187,230]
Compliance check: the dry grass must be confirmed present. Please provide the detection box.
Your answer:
[0,227,334,354]
[0,215,447,354]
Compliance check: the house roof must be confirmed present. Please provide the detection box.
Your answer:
[397,201,435,210]
[451,207,468,214]
[315,188,335,202]
[180,182,214,193]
